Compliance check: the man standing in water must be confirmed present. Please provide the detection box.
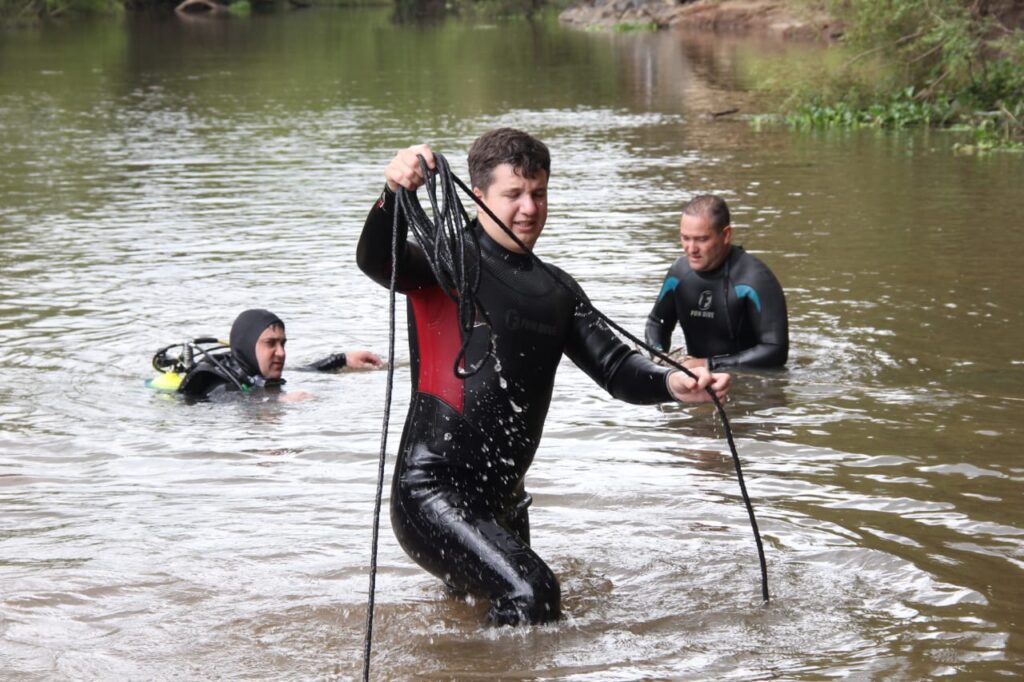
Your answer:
[356,128,730,626]
[646,195,788,369]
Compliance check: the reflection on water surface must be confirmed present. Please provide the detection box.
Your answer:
[1,7,1023,679]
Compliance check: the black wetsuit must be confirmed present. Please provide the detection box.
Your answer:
[174,310,349,400]
[177,309,287,400]
[176,353,347,400]
[357,188,678,626]
[645,246,788,369]
[177,352,283,399]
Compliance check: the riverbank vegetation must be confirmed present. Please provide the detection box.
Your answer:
[1,0,122,22]
[1,0,549,23]
[6,0,1021,151]
[758,0,1024,149]
[0,0,332,23]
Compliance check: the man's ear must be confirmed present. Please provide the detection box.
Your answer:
[723,224,733,245]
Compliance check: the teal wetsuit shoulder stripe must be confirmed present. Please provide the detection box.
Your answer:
[734,284,762,313]
[657,276,680,302]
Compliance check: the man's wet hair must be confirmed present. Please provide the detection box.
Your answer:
[683,194,731,233]
[468,128,551,193]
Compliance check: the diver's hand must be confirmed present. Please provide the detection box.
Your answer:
[279,390,314,403]
[345,350,384,369]
[385,144,436,193]
[667,367,730,403]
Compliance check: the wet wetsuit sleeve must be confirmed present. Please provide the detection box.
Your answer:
[299,353,347,371]
[711,266,789,369]
[356,186,438,292]
[562,273,674,404]
[644,266,680,352]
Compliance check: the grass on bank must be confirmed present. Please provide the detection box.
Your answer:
[752,0,1024,150]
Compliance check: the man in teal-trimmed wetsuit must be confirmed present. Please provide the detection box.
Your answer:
[646,194,788,370]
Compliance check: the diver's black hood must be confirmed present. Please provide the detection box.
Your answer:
[229,309,283,376]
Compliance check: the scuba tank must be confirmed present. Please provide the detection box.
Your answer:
[146,337,242,393]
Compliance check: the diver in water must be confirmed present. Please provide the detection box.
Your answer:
[646,195,788,370]
[150,308,383,400]
[357,128,730,626]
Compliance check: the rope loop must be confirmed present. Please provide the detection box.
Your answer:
[395,154,496,377]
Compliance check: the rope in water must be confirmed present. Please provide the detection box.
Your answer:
[360,196,401,682]
[360,153,770,680]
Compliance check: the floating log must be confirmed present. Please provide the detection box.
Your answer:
[175,0,228,14]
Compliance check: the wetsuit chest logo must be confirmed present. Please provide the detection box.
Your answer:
[691,290,716,319]
[505,308,558,337]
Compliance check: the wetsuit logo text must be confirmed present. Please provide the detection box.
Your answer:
[691,290,716,319]
[505,309,558,337]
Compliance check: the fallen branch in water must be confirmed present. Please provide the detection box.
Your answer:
[175,0,227,14]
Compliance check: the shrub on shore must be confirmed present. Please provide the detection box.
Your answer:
[766,0,1024,148]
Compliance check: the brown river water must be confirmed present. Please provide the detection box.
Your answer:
[1,7,1023,679]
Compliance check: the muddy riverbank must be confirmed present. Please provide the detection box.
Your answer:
[559,0,842,41]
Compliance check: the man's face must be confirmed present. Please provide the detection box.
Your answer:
[473,164,548,254]
[255,324,286,380]
[680,213,732,272]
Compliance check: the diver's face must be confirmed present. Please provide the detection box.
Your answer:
[255,324,286,379]
[680,213,732,272]
[473,164,548,254]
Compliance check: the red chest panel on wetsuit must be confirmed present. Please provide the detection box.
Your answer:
[409,287,465,413]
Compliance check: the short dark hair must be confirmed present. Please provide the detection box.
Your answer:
[468,128,551,192]
[683,194,730,232]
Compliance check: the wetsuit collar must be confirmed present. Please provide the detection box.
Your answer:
[474,219,534,268]
[697,245,743,278]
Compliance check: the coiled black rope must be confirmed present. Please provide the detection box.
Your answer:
[362,158,499,681]
[361,152,769,680]
[395,153,496,378]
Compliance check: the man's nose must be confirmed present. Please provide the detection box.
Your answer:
[519,196,536,215]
